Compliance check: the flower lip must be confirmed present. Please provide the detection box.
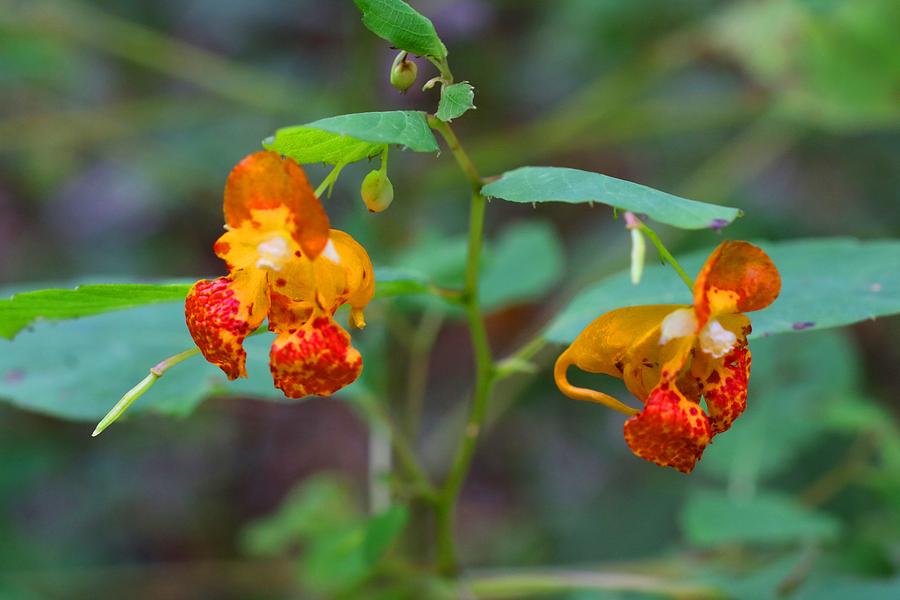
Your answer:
[698,319,738,358]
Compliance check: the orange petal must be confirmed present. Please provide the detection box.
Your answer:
[185,271,269,379]
[269,315,362,398]
[329,229,375,317]
[623,382,711,473]
[693,241,781,327]
[701,340,751,436]
[224,151,330,259]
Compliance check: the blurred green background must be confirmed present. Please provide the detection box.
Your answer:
[1,0,899,598]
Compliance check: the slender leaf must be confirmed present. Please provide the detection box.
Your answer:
[1,269,435,340]
[482,166,742,230]
[546,238,900,344]
[436,82,475,122]
[353,0,447,60]
[0,283,191,340]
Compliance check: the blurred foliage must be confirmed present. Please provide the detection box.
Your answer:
[0,0,898,599]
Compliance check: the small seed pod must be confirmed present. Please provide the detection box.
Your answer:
[360,169,394,212]
[390,51,418,93]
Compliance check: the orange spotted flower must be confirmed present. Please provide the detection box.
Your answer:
[185,151,374,398]
[554,241,780,473]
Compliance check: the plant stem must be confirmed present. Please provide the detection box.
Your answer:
[314,163,344,198]
[360,394,438,503]
[429,116,496,574]
[92,347,200,436]
[635,222,694,290]
[464,569,723,599]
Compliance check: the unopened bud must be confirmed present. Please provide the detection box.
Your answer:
[630,227,646,285]
[390,52,418,93]
[361,169,394,212]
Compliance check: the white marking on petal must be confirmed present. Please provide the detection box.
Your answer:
[659,308,697,345]
[255,236,289,271]
[322,239,341,264]
[699,319,737,358]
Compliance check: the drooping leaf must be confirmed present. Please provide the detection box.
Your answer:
[680,490,841,547]
[0,283,192,340]
[545,238,900,344]
[436,82,475,122]
[263,111,439,166]
[482,166,742,230]
[353,0,447,61]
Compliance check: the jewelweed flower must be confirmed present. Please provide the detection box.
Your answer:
[554,241,780,473]
[185,151,374,398]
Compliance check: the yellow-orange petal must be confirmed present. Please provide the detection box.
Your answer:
[269,316,362,398]
[329,229,375,315]
[702,340,751,436]
[185,271,268,379]
[563,305,677,383]
[223,151,330,259]
[623,382,711,473]
[693,241,781,328]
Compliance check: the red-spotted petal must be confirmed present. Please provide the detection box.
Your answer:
[224,151,330,259]
[702,341,751,435]
[693,241,781,328]
[185,271,268,379]
[269,316,362,398]
[623,383,711,474]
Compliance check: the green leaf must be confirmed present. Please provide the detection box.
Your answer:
[353,0,447,61]
[263,111,439,166]
[262,125,383,166]
[482,166,742,230]
[1,269,435,341]
[680,490,841,547]
[392,219,565,311]
[481,220,565,310]
[300,505,408,595]
[0,283,191,340]
[362,505,409,563]
[546,238,900,344]
[242,474,359,557]
[793,576,900,600]
[0,303,282,422]
[436,82,475,122]
[0,269,436,421]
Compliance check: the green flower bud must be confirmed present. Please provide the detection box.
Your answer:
[390,51,418,94]
[361,169,394,212]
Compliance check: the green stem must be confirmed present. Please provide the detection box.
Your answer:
[429,116,495,574]
[314,163,344,198]
[635,222,694,290]
[92,347,200,436]
[465,569,724,599]
[361,396,438,503]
